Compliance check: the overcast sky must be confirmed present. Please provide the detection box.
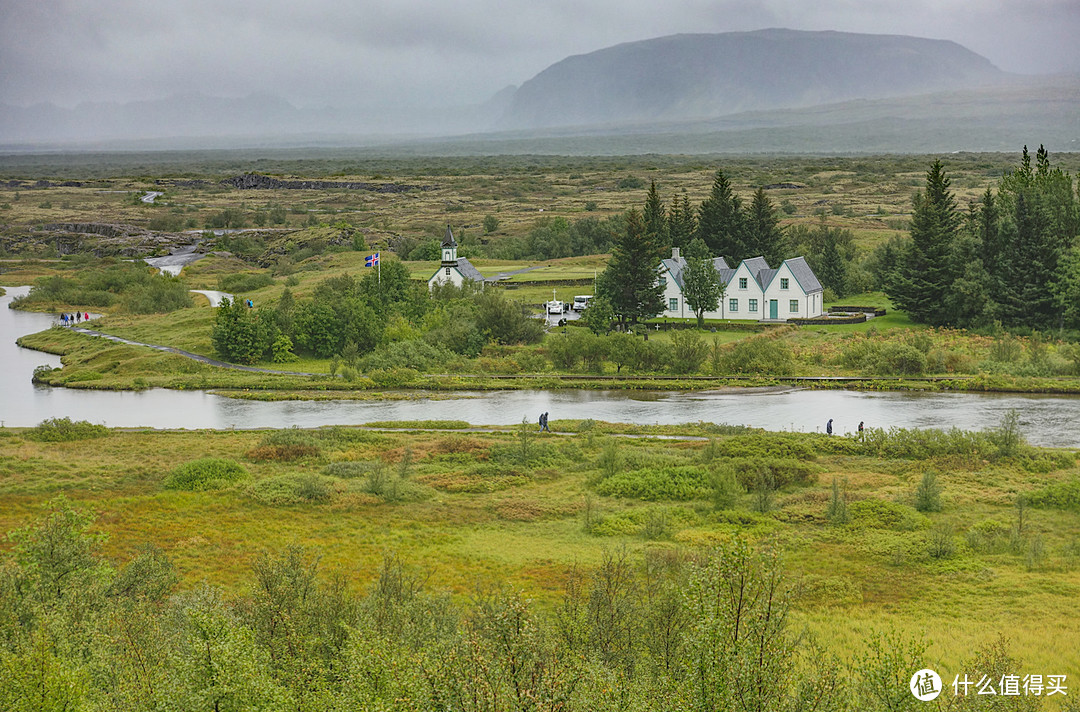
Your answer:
[2,0,1078,110]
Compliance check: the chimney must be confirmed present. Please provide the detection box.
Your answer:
[672,247,680,260]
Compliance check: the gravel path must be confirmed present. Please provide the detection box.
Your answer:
[67,326,317,376]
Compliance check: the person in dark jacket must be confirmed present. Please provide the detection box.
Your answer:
[826,418,834,436]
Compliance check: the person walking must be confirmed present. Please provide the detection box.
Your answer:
[540,412,550,432]
[858,421,865,440]
[826,418,834,436]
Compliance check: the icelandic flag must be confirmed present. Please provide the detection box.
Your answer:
[365,252,380,267]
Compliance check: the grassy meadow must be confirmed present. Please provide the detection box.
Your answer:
[1,419,1079,702]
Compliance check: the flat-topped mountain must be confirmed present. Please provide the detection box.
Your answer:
[498,29,1006,130]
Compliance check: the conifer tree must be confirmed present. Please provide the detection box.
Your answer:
[696,170,746,263]
[667,190,696,249]
[886,160,960,325]
[643,181,669,250]
[596,208,666,328]
[746,187,787,267]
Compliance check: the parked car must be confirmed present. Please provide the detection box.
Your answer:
[546,300,565,314]
[571,295,593,312]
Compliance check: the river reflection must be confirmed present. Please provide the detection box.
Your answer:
[3,286,1079,447]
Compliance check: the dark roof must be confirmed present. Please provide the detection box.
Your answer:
[662,255,732,291]
[782,256,823,293]
[660,257,688,289]
[455,257,484,283]
[757,268,778,289]
[442,224,457,248]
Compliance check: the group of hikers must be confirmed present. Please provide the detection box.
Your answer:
[827,419,866,439]
[59,311,90,326]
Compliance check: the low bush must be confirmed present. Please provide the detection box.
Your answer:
[726,457,822,489]
[164,458,247,491]
[247,473,335,505]
[247,428,323,462]
[28,417,109,442]
[847,499,928,531]
[1026,476,1080,512]
[720,337,795,376]
[595,465,711,501]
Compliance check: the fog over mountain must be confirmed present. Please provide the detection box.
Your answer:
[498,30,1007,130]
[0,26,1076,152]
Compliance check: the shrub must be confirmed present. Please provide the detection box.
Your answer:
[164,458,247,491]
[727,457,821,489]
[668,330,708,374]
[595,465,711,501]
[247,428,323,462]
[721,337,795,376]
[247,473,335,505]
[848,499,928,530]
[711,466,743,510]
[869,342,925,375]
[29,417,108,442]
[913,471,943,512]
[1026,476,1080,512]
[926,523,957,559]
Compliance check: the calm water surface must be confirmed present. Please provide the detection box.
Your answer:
[3,286,1079,446]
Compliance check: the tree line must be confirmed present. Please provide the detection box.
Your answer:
[883,146,1080,330]
[211,262,543,368]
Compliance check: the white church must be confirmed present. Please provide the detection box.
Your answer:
[427,225,485,290]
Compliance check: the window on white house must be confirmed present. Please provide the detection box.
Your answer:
[445,267,451,276]
[669,298,678,311]
[659,276,666,286]
[729,298,738,312]
[749,299,758,312]
[780,278,789,289]
[789,299,799,313]
[739,277,747,289]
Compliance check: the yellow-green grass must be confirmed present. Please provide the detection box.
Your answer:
[0,424,1078,683]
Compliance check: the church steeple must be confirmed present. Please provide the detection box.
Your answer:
[441,224,458,265]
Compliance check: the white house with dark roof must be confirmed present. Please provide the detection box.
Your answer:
[428,225,485,290]
[658,248,823,321]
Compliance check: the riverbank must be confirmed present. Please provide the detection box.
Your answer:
[19,325,1080,398]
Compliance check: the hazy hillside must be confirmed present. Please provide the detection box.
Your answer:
[499,29,1006,130]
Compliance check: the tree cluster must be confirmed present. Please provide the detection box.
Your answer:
[884,147,1080,330]
[211,258,544,368]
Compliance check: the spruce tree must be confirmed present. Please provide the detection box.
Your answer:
[643,180,669,250]
[746,187,787,267]
[596,208,666,328]
[696,170,746,263]
[886,160,960,325]
[667,190,696,249]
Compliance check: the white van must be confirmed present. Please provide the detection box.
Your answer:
[571,295,593,312]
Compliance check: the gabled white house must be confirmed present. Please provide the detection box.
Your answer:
[658,248,823,321]
[428,225,484,290]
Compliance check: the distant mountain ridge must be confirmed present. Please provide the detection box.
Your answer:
[498,29,1006,130]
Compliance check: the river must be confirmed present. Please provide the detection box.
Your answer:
[3,286,1080,446]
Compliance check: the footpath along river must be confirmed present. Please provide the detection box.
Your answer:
[3,286,1080,446]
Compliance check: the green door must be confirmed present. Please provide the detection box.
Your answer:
[769,300,778,319]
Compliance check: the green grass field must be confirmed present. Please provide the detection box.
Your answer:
[1,421,1078,689]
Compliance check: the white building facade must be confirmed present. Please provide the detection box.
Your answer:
[658,249,823,321]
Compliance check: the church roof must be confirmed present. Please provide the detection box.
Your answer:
[442,224,457,248]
